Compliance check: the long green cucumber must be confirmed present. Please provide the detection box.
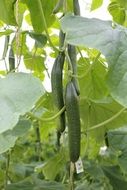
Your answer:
[65,81,81,162]
[9,47,15,72]
[51,52,65,145]
[59,30,65,50]
[73,0,80,15]
[68,44,80,95]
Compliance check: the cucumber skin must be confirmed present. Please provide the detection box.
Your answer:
[73,0,80,15]
[51,52,65,134]
[9,48,15,71]
[59,30,65,50]
[68,44,80,95]
[65,81,81,162]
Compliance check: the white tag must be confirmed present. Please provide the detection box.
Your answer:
[75,157,84,174]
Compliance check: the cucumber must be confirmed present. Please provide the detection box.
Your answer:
[53,0,64,14]
[59,30,65,50]
[73,0,80,15]
[65,81,81,162]
[9,47,15,72]
[68,44,80,95]
[51,52,66,146]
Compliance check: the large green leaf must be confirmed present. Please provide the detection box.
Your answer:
[107,126,127,174]
[108,1,126,25]
[6,175,68,190]
[24,55,45,73]
[42,149,67,180]
[60,15,127,107]
[0,119,31,154]
[118,151,127,174]
[0,0,16,25]
[27,32,47,48]
[22,0,57,33]
[108,0,127,26]
[78,58,108,100]
[0,73,44,133]
[80,99,127,141]
[102,166,127,190]
[108,126,127,151]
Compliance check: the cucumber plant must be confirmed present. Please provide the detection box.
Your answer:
[0,0,127,190]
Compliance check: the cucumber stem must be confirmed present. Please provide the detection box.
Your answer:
[87,107,126,132]
[28,106,66,122]
[69,162,75,190]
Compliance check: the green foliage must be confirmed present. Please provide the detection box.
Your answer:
[6,175,69,190]
[0,119,31,154]
[61,14,127,108]
[0,0,16,25]
[91,0,103,11]
[0,73,44,133]
[108,0,127,25]
[22,0,57,33]
[0,1,127,190]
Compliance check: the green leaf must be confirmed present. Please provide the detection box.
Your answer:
[0,119,31,154]
[91,0,103,11]
[0,0,16,25]
[108,126,127,151]
[60,15,127,107]
[22,0,57,33]
[27,32,47,48]
[6,175,68,190]
[75,181,90,190]
[118,151,127,174]
[80,99,127,142]
[24,55,45,73]
[84,160,105,179]
[102,166,127,190]
[0,29,14,37]
[108,2,125,25]
[42,149,67,180]
[0,73,44,133]
[78,58,108,100]
[16,1,27,27]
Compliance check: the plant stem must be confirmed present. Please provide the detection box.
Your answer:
[87,107,126,132]
[2,36,9,72]
[34,121,42,161]
[4,151,11,188]
[63,0,67,14]
[77,47,89,65]
[72,51,101,79]
[93,52,101,64]
[69,162,75,190]
[2,36,9,59]
[37,0,58,52]
[28,106,66,122]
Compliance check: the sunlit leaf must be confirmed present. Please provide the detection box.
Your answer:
[91,0,103,11]
[0,73,44,133]
[61,15,127,107]
[0,0,16,25]
[108,2,125,25]
[27,32,47,48]
[22,0,57,33]
[0,119,31,154]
